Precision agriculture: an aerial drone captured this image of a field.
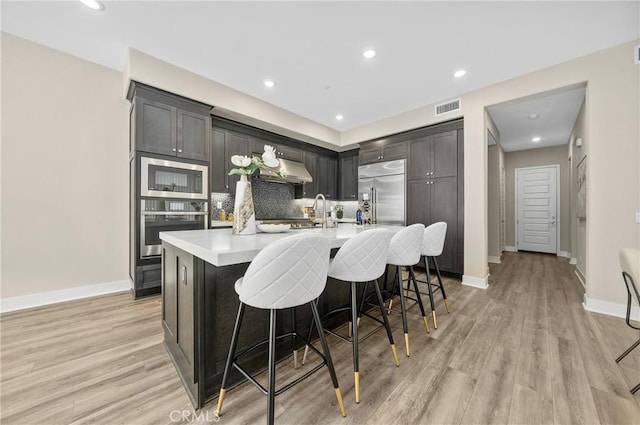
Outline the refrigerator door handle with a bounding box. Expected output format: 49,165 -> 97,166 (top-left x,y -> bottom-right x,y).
373,186 -> 377,223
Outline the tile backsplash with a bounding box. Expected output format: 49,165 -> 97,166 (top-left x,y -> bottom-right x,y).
211,180 -> 359,221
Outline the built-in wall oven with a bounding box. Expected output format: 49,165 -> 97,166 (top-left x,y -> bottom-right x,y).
139,157 -> 209,259
140,199 -> 208,258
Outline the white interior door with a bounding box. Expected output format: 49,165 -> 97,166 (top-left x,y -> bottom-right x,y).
516,166 -> 558,254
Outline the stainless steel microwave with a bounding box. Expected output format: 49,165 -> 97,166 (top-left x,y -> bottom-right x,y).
140,157 -> 208,200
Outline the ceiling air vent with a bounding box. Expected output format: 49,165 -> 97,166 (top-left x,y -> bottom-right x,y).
635,45 -> 640,65
435,98 -> 461,116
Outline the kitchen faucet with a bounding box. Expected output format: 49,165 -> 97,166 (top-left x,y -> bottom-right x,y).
313,194 -> 327,228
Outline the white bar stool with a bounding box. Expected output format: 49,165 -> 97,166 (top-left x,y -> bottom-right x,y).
386,223 -> 428,357
421,222 -> 450,329
215,233 -> 346,425
304,228 -> 399,404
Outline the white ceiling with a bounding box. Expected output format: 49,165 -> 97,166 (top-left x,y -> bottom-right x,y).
1,1 -> 638,132
487,85 -> 586,152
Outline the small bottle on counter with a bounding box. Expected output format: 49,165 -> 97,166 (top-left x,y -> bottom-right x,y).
356,208 -> 363,225
227,212 -> 234,222
218,209 -> 226,221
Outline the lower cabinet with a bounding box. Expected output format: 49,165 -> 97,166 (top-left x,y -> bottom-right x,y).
162,243 -> 197,398
406,123 -> 464,276
408,177 -> 459,273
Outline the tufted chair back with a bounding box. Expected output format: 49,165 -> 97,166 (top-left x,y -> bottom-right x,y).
387,224 -> 425,266
328,229 -> 392,282
422,222 -> 447,257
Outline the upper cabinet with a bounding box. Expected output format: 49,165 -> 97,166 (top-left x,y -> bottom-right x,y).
359,141 -> 407,165
338,151 -> 359,201
128,82 -> 212,162
251,139 -> 302,162
407,130 -> 458,180
210,128 -> 250,194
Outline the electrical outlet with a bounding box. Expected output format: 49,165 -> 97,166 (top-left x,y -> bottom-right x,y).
636,212 -> 640,224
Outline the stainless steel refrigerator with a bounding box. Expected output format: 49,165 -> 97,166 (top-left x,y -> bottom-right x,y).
358,159 -> 405,225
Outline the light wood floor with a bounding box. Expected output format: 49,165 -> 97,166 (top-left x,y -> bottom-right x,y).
1,252 -> 639,425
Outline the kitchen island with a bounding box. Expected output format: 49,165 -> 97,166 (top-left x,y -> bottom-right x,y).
159,224 -> 402,408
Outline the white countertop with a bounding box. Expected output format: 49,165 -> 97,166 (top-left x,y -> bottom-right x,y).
160,223 -> 404,267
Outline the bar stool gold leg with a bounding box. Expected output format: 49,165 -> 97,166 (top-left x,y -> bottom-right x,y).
444,299 -> 451,313
391,344 -> 400,367
354,372 -> 360,404
215,388 -> 226,416
432,311 -> 438,329
335,388 -> 347,417
404,333 -> 410,357
422,316 -> 431,333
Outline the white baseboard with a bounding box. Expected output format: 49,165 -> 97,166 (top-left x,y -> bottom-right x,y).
558,251 -> 571,259
505,246 -> 518,252
488,256 -> 502,264
574,270 -> 586,290
462,274 -> 490,289
583,295 -> 640,321
0,279 -> 132,314
569,257 -> 577,265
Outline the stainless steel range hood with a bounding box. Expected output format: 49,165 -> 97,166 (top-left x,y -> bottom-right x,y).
258,158 -> 313,184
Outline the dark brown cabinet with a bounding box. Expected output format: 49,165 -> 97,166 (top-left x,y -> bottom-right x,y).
162,243 -> 197,397
251,139 -> 302,162
406,123 -> 464,276
298,151 -> 319,198
295,152 -> 338,199
128,82 -> 211,162
321,156 -> 338,199
408,131 -> 458,180
210,129 -> 251,194
339,152 -> 358,200
359,141 -> 407,165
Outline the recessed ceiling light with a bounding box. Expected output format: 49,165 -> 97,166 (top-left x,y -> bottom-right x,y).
363,49 -> 376,59
453,69 -> 467,78
532,136 -> 541,142
80,0 -> 105,11
263,80 -> 275,88
336,114 -> 344,121
528,113 -> 539,119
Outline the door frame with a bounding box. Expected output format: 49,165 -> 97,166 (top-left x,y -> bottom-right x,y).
514,164 -> 560,255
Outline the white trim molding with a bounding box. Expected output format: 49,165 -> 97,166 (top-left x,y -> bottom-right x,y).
558,251 -> 571,259
583,295 -> 640,321
488,256 -> 502,264
462,274 -> 490,289
0,279 -> 132,314
505,246 -> 518,252
569,257 -> 577,265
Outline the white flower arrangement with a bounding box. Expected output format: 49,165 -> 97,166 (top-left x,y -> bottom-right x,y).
229,145 -> 284,177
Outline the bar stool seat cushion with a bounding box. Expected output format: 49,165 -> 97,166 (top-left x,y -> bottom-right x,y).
235,234 -> 331,310
387,224 -> 425,266
328,229 -> 392,282
422,222 -> 447,256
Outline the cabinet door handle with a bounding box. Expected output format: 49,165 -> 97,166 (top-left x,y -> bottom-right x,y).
431,171 -> 434,175
178,149 -> 182,153
172,148 -> 177,152
181,265 -> 187,285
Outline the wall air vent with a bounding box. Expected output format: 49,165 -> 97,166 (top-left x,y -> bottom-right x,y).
435,98 -> 461,116
635,45 -> 640,65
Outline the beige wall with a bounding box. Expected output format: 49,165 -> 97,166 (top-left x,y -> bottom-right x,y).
569,100 -> 588,278
342,40 -> 639,304
1,33 -> 130,298
504,145 -> 571,253
1,32 -> 637,310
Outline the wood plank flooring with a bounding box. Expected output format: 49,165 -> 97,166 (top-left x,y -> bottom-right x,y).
1,251 -> 639,424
